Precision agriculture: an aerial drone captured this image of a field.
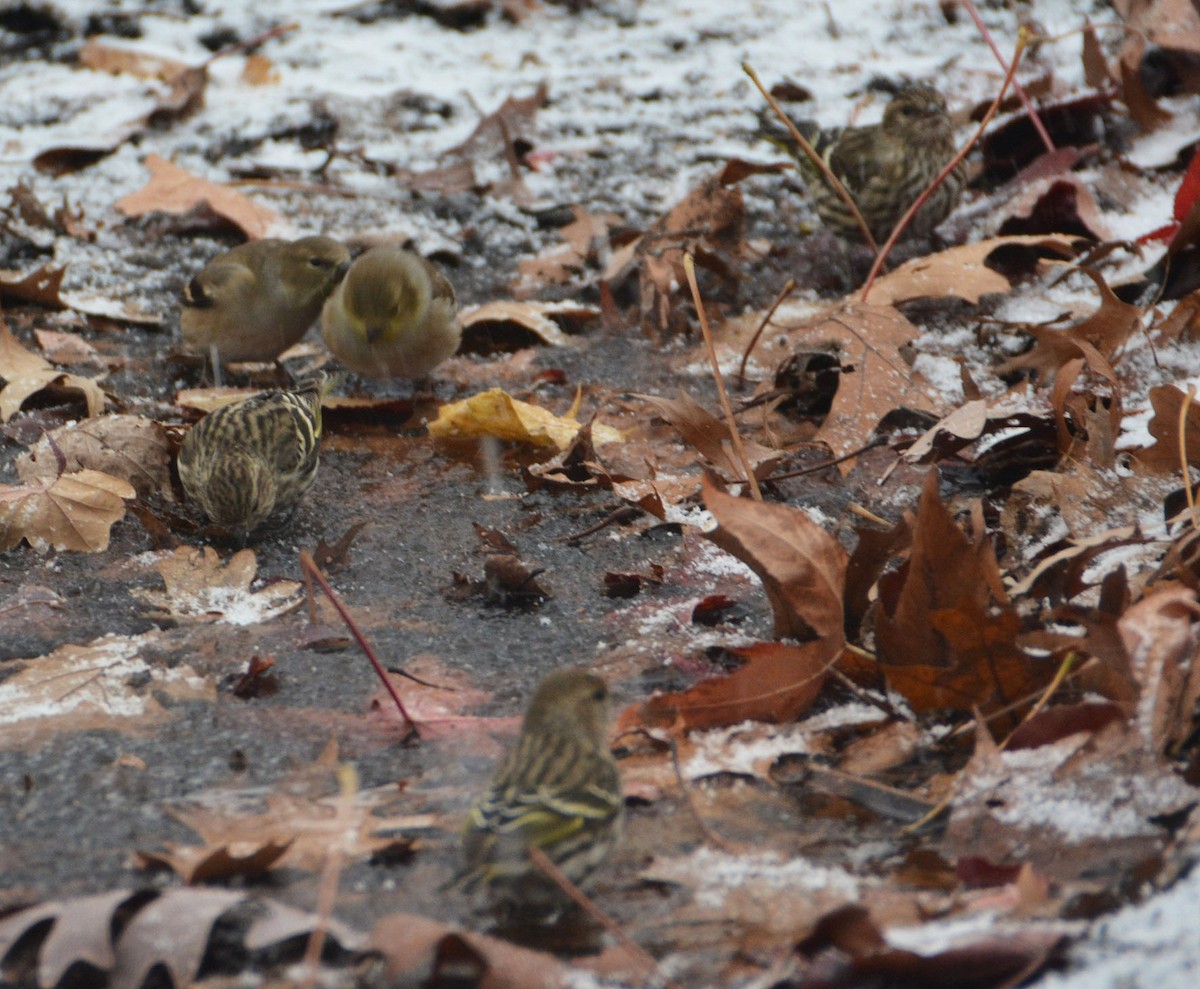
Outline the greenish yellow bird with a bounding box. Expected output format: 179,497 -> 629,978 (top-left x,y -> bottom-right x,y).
459,669 -> 624,915
321,245 -> 461,380
180,236 -> 351,364
176,376 -> 331,539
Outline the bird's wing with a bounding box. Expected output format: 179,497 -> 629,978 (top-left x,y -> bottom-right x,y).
418,256 -> 456,306
182,261 -> 257,310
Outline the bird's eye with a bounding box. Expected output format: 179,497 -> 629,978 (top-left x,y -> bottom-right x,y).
593,686 -> 607,702
308,256 -> 328,269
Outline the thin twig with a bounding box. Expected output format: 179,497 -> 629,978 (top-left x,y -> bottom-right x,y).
205,21 -> 299,66
558,505 -> 644,544
528,848 -> 672,988
738,277 -> 796,387
860,29 -> 1028,301
299,764 -> 357,989
666,735 -> 739,853
683,253 -> 762,501
1180,386 -> 1198,529
743,62 -> 880,254
299,550 -> 419,739
758,435 -> 890,483
959,0 -> 1055,154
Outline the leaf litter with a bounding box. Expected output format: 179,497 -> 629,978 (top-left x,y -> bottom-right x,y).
4,0 -> 1200,986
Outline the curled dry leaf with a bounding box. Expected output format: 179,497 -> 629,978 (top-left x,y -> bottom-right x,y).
701,474 -> 847,642
428,386 -> 622,451
115,153 -> 282,240
18,415 -> 174,500
0,468 -> 135,553
0,263 -> 66,308
131,546 -> 303,625
0,323 -> 108,423
459,299 -> 596,350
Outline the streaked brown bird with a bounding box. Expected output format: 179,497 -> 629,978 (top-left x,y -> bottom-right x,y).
177,376 -> 331,539
772,82 -> 964,244
181,236 -> 351,364
458,669 -> 623,915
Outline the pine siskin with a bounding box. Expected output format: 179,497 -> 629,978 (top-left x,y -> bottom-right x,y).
321,245 -> 461,380
780,82 -> 964,244
176,376 -> 331,538
459,669 -> 624,915
181,236 -> 351,364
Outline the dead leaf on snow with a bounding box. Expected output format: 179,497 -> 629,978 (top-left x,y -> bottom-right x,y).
131,546 -> 304,625
428,386 -> 623,451
862,234 -> 1077,307
996,267 -> 1141,384
0,323 -> 109,422
0,632 -> 214,748
0,468 -> 135,553
1117,583 -> 1200,753
1137,383 -> 1200,469
115,153 -> 282,240
18,415 -> 174,500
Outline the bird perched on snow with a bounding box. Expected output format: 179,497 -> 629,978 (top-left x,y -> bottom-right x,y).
177,375 -> 332,539
321,246 -> 461,380
769,81 -> 965,244
458,669 -> 623,916
180,236 -> 351,364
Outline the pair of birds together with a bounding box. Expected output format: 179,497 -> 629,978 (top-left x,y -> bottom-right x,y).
178,80 -> 961,538
176,240 -> 460,537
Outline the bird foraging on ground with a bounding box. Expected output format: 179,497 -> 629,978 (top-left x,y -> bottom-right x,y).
321,245 -> 461,380
177,376 -> 332,539
773,81 -> 965,244
180,236 -> 351,364
459,669 -> 624,916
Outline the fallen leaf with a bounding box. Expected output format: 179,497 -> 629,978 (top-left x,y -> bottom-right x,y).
0,632 -> 214,746
168,788 -> 422,872
428,387 -> 623,451
775,301 -> 944,465
131,546 -> 304,625
621,642 -> 833,731
133,840 -> 292,883
0,323 -> 108,422
0,264 -> 67,308
115,154 -> 282,240
862,235 -> 1077,307
459,299 -> 594,350
642,392 -> 784,483
702,474 -> 848,642
17,415 -> 174,500
0,468 -> 135,553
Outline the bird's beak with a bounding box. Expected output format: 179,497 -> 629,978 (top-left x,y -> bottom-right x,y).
335,259 -> 352,281
366,325 -> 383,343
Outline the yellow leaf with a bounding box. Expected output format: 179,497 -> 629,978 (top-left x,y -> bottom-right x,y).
428,387 -> 622,451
